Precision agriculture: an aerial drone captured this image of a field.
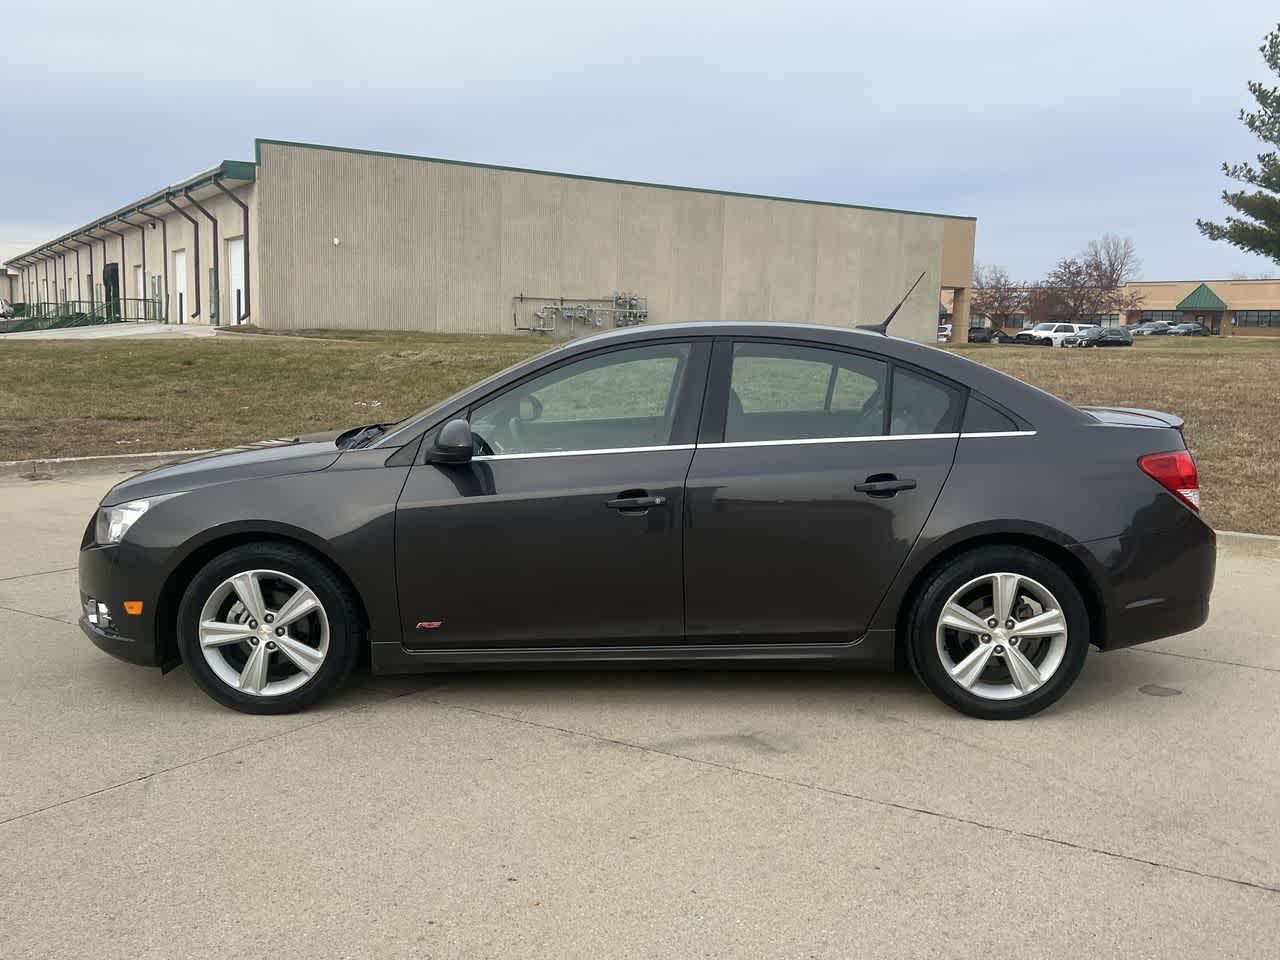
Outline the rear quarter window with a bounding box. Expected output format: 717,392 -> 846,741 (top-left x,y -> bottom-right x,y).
889,367 -> 963,435
962,396 -> 1019,434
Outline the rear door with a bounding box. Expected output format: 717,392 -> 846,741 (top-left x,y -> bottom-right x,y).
683,338 -> 961,644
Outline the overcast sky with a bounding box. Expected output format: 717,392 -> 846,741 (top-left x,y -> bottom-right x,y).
2,0 -> 1278,281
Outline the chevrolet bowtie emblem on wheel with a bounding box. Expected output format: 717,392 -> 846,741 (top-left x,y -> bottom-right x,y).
415,620 -> 444,630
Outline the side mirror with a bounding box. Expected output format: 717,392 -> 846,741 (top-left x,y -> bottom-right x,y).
430,418 -> 474,464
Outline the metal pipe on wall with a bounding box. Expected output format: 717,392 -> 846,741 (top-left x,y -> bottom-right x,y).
165,197 -> 200,321
183,188 -> 219,326
212,177 -> 250,323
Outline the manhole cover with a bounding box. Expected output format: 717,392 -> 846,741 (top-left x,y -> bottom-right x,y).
1139,684 -> 1182,697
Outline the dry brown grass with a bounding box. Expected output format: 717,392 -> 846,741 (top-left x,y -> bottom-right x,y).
947,337 -> 1280,534
0,329 -> 547,462
2,327 -> 1277,533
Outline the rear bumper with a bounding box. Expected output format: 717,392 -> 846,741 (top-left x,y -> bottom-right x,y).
1073,506 -> 1216,650
78,543 -> 160,667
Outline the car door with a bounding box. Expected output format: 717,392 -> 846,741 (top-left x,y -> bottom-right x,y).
683,338 -> 961,645
394,338 -> 710,650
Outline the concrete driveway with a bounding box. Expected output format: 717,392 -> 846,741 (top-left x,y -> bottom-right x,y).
1,471 -> 1277,959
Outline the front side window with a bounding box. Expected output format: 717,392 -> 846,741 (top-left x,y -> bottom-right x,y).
470,343 -> 691,456
725,343 -> 886,443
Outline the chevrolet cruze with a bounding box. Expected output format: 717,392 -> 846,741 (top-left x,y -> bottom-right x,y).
78,321 -> 1215,719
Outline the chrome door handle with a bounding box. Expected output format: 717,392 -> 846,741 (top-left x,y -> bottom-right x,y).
606,495 -> 667,510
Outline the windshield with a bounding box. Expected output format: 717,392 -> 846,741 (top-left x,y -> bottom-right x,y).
1032,323 -> 1056,331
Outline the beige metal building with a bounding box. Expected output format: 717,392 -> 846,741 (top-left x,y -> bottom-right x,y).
5,139 -> 976,343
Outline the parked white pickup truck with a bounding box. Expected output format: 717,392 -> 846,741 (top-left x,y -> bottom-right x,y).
1015,322 -> 1097,347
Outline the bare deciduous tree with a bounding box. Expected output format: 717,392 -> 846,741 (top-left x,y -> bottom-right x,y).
1040,236 -> 1144,322
970,264 -> 1029,328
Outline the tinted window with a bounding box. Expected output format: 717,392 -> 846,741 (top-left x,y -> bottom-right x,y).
726,343 -> 886,442
962,396 -> 1018,434
1055,324 -> 1074,333
890,367 -> 962,435
470,343 -> 691,455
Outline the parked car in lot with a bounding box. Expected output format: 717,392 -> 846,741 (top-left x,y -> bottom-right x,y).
1131,321 -> 1172,336
77,321 -> 1214,721
967,326 -> 1013,343
1169,322 -> 1209,337
937,323 -> 953,343
1063,326 -> 1134,348
1014,322 -> 1095,347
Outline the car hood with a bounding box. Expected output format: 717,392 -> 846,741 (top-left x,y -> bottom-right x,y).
101,430 -> 346,506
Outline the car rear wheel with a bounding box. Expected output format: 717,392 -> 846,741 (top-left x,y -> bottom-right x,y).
907,546 -> 1090,720
177,543 -> 362,714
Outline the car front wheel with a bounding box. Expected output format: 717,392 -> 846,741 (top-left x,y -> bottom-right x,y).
177,542 -> 362,714
907,546 -> 1091,720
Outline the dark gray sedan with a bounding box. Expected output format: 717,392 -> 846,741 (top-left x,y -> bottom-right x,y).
78,322 -> 1214,720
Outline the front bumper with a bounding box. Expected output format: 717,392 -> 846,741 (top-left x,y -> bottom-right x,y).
78,542 -> 160,667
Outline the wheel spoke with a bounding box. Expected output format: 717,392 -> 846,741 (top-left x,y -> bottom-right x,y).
1003,644 -> 1041,693
238,642 -> 271,695
199,620 -> 256,648
991,573 -> 1020,624
947,643 -> 996,690
230,572 -> 268,624
274,634 -> 324,676
940,603 -> 990,636
1012,608 -> 1065,638
273,587 -> 320,628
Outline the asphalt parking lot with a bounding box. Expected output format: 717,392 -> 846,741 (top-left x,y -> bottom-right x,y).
2,471 -> 1278,959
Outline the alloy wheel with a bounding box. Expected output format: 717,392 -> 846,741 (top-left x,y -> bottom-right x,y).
197,569 -> 330,697
934,572 -> 1069,701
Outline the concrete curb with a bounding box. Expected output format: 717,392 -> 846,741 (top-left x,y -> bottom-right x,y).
0,449 -> 214,480
1214,529 -> 1280,559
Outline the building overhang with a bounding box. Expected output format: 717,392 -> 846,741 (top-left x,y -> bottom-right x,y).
3,160 -> 255,268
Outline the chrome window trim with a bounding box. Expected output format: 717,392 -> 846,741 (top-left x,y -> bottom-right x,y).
473,444 -> 696,462
702,433 -> 959,449
469,431 -> 1037,461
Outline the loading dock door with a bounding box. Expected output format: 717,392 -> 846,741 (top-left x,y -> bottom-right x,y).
226,237 -> 245,323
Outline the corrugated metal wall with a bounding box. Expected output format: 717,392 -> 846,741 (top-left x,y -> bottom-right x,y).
257,141 -> 968,342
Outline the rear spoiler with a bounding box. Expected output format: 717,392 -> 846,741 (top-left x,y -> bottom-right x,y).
1079,406 -> 1185,432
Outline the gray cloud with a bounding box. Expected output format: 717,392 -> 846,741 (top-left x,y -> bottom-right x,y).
3,0 -> 1278,279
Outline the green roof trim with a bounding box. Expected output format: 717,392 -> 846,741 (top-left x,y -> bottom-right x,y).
219,160 -> 257,182
1175,283 -> 1227,312
254,138 -> 976,222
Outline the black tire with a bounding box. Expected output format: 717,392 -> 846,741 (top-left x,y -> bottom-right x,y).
176,542 -> 362,714
906,545 -> 1090,720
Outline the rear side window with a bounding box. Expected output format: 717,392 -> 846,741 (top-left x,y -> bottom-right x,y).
727,343 -> 887,442
889,367 -> 963,435
962,396 -> 1018,434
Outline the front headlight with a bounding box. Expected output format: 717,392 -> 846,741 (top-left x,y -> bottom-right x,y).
94,494 -> 181,545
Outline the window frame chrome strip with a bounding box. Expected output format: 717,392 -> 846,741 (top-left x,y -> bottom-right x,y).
468,431 -> 1036,462
472,443 -> 696,462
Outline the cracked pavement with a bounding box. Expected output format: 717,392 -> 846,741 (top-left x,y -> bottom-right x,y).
1,471 -> 1277,958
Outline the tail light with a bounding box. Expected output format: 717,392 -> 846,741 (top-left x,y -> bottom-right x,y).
1138,450 -> 1200,512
